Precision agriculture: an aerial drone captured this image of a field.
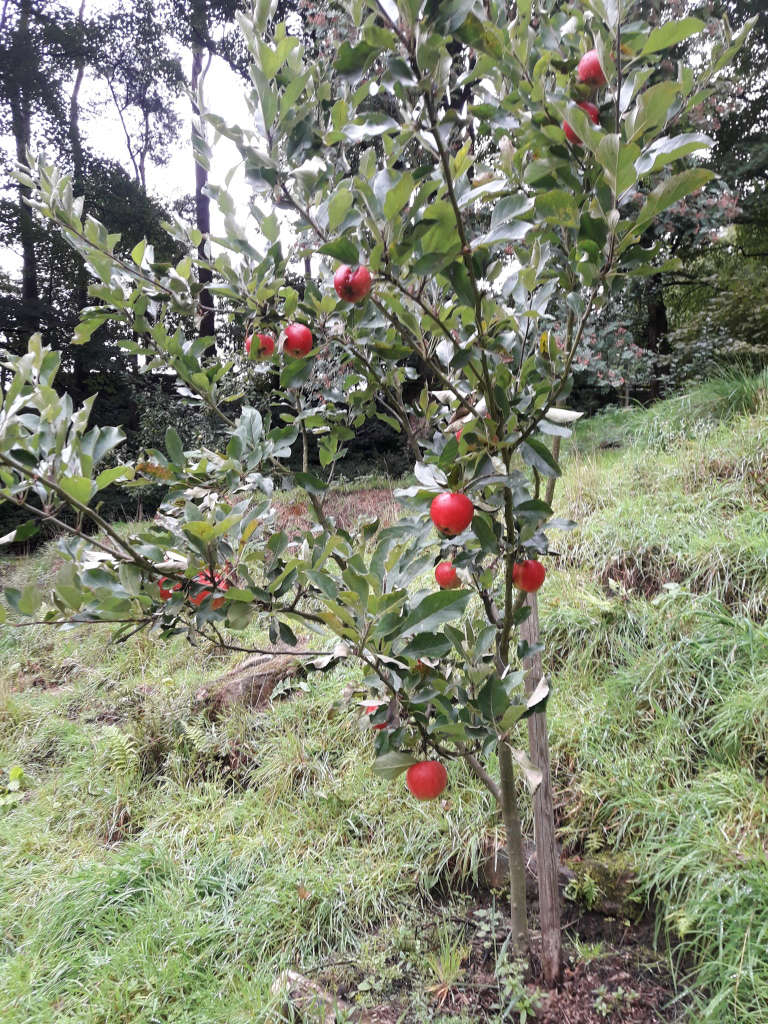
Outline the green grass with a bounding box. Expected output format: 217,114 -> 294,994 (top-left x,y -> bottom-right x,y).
3,369 -> 768,1020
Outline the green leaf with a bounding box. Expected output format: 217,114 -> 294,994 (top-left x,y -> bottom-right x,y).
623,168 -> 714,245
60,476 -> 94,506
372,750 -> 417,780
400,590 -> 472,637
535,189 -> 579,229
383,171 -> 415,219
319,238 -> 359,264
634,132 -> 712,176
472,512 -> 498,552
182,521 -> 216,542
640,17 -> 704,55
95,465 -> 135,491
165,425 -> 185,466
6,585 -> 43,616
0,521 -> 39,545
396,633 -> 452,659
334,39 -> 378,76
520,439 -> 561,478
131,239 -> 146,265
294,472 -> 327,495
328,188 -> 354,231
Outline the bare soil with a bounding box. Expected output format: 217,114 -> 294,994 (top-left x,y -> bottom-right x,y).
274,487 -> 399,536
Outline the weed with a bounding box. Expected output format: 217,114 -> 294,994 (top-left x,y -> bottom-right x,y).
593,984 -> 638,1018
424,923 -> 469,1007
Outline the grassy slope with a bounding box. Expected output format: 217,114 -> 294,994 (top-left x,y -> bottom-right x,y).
2,369 -> 768,1022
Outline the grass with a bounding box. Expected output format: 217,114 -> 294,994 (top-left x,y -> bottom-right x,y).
3,367 -> 768,1020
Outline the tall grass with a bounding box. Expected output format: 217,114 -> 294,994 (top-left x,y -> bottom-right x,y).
3,369 -> 768,1020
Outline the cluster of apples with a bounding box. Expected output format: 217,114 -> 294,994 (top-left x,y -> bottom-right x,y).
245,323 -> 313,360
562,47 -> 607,146
244,264 -> 372,361
428,492 -> 547,594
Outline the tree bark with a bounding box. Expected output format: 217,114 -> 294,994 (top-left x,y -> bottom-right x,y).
520,591 -> 562,985
190,0 -> 214,342
9,0 -> 40,344
497,739 -> 529,956
68,0 -> 90,403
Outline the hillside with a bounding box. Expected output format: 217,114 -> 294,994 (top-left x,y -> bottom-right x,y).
1,371 -> 768,1023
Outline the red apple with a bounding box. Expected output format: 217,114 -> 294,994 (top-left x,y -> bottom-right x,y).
577,49 -> 606,86
563,102 -> 600,145
430,492 -> 474,537
365,702 -> 386,730
455,427 -> 463,441
406,761 -> 448,801
158,577 -> 182,601
334,264 -> 372,303
190,571 -> 230,609
246,333 -> 275,358
434,561 -> 460,589
284,323 -> 313,357
512,559 -> 546,593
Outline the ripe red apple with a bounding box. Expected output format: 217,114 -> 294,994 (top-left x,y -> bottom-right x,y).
245,333 -> 275,358
406,761 -> 448,801
512,559 -> 547,593
365,702 -> 386,730
430,492 -> 474,537
158,577 -> 182,601
334,264 -> 372,303
190,571 -> 230,609
434,561 -> 459,589
563,102 -> 600,145
284,323 -> 313,357
577,49 -> 606,86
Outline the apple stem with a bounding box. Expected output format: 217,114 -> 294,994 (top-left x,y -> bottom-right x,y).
498,739 -> 529,956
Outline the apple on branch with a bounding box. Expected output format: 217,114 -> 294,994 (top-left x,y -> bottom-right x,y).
333,264 -> 372,303
245,333 -> 275,358
430,492 -> 474,537
434,561 -> 460,589
577,48 -> 607,86
284,323 -> 313,358
512,560 -> 546,593
406,761 -> 448,800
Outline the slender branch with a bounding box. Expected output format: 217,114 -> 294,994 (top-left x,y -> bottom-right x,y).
466,754 -> 501,802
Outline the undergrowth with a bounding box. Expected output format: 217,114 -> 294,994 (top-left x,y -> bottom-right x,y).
2,368 -> 768,1020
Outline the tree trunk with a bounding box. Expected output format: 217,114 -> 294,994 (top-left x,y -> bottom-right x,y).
520,592 -> 562,985
646,276 -> 669,399
190,0 -> 214,343
9,0 -> 40,344
68,0 -> 90,403
497,739 -> 529,956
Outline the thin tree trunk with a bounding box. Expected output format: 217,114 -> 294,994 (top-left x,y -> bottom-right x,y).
497,739 -> 529,956
520,591 -> 561,984
190,2 -> 214,342
10,0 -> 39,343
517,436 -> 564,985
69,0 -> 89,402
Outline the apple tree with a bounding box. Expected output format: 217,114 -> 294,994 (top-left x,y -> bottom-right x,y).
1,0 -> 752,977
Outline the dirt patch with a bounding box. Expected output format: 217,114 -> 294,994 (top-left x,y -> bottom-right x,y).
599,552 -> 684,600
274,488 -> 399,536
306,895 -> 683,1024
